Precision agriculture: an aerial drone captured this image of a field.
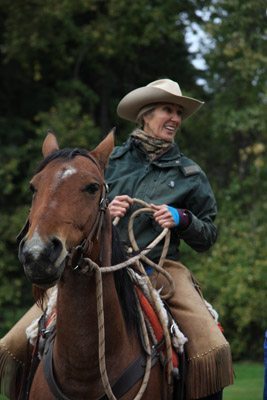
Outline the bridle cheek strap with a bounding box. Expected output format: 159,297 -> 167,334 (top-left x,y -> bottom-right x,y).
68,182 -> 110,270
98,207 -> 112,267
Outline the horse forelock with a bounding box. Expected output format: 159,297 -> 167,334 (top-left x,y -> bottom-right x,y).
36,148 -> 100,174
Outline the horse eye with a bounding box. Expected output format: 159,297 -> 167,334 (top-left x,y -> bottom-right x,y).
83,183 -> 100,194
29,183 -> 36,194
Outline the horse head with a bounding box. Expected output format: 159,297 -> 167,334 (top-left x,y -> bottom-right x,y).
18,130 -> 114,289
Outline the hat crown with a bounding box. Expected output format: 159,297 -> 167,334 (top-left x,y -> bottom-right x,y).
117,77 -> 203,122
147,79 -> 182,97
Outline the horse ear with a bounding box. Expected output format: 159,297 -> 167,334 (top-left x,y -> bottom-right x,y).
90,128 -> 115,169
42,131 -> 60,158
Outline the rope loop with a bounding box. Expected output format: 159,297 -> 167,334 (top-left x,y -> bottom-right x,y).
86,198 -> 176,399
113,198 -> 175,299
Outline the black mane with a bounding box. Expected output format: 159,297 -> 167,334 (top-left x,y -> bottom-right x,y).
112,225 -> 139,334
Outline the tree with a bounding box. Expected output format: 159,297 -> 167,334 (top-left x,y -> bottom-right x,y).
183,0 -> 267,360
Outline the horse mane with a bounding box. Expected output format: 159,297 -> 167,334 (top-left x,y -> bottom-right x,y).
32,222 -> 139,334
112,225 -> 139,332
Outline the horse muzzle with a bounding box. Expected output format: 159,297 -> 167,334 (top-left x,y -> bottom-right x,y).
18,236 -> 67,288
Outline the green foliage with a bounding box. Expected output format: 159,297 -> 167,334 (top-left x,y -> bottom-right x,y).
197,0 -> 267,181
0,0 -> 200,333
182,155 -> 267,361
180,0 -> 267,360
0,0 -> 266,363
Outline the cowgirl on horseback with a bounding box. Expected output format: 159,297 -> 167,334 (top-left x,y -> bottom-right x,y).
106,79 -> 233,400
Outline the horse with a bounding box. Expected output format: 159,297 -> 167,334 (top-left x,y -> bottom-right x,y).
17,131 -> 171,400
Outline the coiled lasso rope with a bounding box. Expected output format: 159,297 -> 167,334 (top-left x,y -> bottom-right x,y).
78,198 -> 177,399
80,257 -> 154,400
117,198 -> 175,387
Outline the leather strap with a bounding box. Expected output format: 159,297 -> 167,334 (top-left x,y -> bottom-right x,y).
68,182 -> 109,271
43,335 -> 160,400
99,347 -> 160,400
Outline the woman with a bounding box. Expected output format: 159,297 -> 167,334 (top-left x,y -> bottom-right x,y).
0,79 -> 233,400
106,79 -> 233,400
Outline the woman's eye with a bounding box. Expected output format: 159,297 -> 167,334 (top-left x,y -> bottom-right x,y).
163,106 -> 172,113
83,183 -> 100,194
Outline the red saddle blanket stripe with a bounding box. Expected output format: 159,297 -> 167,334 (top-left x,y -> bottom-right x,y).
135,286 -> 178,368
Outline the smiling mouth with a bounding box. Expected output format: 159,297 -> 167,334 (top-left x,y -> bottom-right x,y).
164,124 -> 177,131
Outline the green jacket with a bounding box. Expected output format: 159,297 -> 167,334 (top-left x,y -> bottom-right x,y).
105,137 -> 217,262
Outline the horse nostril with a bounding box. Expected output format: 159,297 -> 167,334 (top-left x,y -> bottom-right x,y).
51,237 -> 61,249
49,237 -> 63,262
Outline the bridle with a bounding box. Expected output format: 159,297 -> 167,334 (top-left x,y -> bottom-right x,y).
17,152 -> 109,273
67,152 -> 109,271
68,179 -> 109,272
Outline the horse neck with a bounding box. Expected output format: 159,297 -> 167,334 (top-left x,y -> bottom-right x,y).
53,257 -> 133,389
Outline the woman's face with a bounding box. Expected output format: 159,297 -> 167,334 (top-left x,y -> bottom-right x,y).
143,103 -> 183,142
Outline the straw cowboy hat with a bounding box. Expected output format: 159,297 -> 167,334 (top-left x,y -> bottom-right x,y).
117,78 -> 204,122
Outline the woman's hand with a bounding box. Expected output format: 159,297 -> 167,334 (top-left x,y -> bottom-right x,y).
108,195 -> 133,218
150,203 -> 177,228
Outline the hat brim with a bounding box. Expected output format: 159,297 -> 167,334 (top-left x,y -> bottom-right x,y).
117,86 -> 204,122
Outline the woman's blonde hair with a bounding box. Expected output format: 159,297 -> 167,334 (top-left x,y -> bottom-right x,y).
136,104 -> 156,127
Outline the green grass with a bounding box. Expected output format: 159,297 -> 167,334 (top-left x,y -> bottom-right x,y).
0,362 -> 264,400
224,362 -> 264,400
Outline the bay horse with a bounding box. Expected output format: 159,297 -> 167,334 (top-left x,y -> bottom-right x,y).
17,131 -> 170,400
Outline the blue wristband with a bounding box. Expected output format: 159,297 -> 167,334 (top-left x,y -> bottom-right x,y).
167,206 -> 180,226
